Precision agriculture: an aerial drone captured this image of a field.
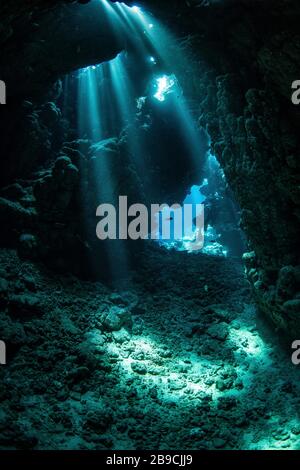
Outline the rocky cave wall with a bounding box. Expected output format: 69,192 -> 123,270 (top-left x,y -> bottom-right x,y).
0,0 -> 299,335
115,0 -> 300,336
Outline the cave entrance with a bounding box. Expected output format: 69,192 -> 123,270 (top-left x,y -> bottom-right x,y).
60,0 -> 246,280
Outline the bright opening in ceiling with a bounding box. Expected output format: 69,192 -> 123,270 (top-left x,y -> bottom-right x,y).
153,74 -> 177,102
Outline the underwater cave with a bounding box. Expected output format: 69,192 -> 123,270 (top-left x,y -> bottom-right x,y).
0,0 -> 300,458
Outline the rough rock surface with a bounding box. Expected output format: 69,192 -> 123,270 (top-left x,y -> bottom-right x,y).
0,0 -> 299,332
0,247 -> 299,450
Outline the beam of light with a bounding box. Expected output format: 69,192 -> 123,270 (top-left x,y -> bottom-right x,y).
100,0 -> 115,12
108,54 -> 146,174
99,0 -> 122,19
62,75 -> 71,116
125,6 -> 178,68
109,54 -> 136,127
98,0 -> 129,39
100,1 -> 240,258
77,65 -> 109,141
114,3 -> 140,35
132,6 -> 142,14
113,3 -> 155,60
68,0 -> 243,262
75,62 -> 130,282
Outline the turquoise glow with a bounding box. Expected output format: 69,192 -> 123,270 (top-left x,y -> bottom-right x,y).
108,54 -> 146,176
71,1 -> 233,257
154,75 -> 176,102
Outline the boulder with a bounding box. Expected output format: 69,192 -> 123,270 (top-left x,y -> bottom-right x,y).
102,306 -> 132,332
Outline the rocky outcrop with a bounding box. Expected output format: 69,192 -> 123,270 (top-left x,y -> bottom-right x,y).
0,246 -> 300,449
0,0 -> 299,333
0,1 -> 127,100
185,5 -> 300,334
